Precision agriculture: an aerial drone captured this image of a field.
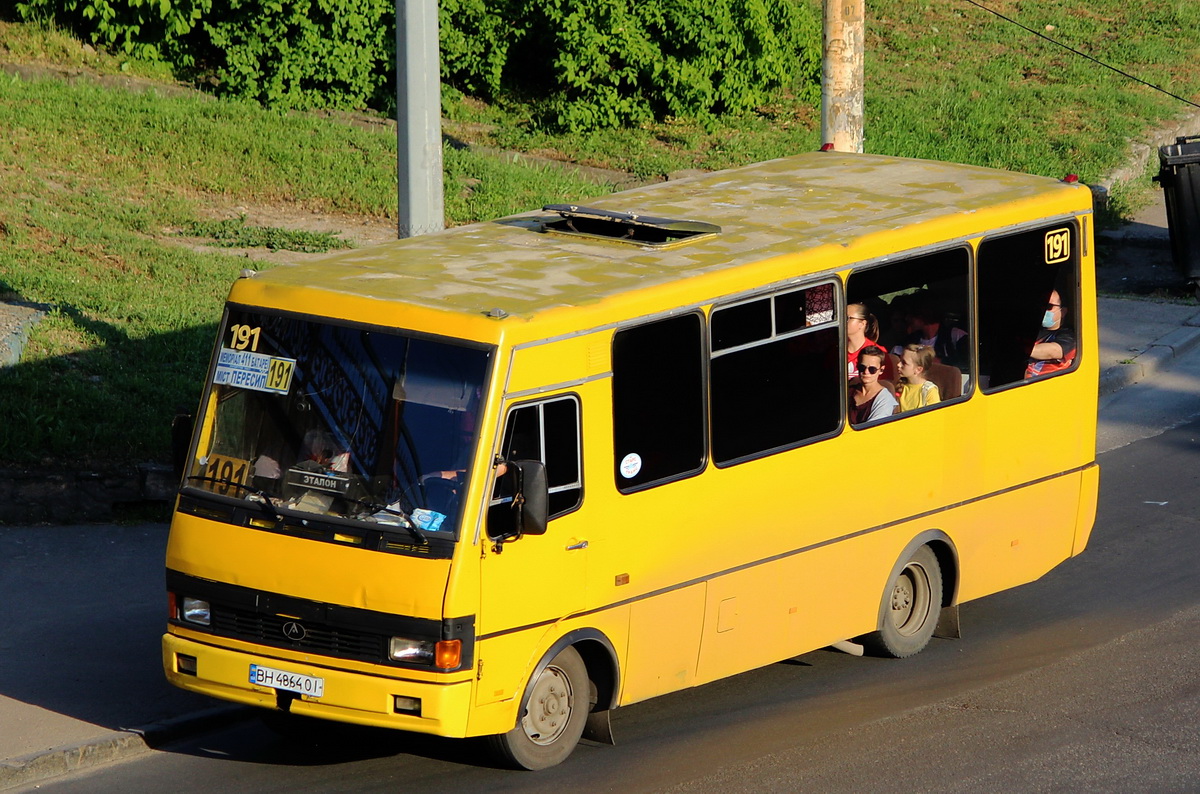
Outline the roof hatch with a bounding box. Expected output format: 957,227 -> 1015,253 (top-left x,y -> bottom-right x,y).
540,204 -> 721,248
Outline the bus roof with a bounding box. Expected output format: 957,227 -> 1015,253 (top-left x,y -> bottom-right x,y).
232,152 -> 1092,341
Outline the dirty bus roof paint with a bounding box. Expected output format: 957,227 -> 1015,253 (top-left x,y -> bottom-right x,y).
229,152 -> 1091,342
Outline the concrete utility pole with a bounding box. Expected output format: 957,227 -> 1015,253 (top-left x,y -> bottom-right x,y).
395,0 -> 444,238
821,0 -> 865,153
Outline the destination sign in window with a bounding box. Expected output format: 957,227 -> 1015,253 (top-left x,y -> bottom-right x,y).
213,348 -> 296,395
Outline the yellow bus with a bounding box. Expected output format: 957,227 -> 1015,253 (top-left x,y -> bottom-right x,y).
163,151 -> 1098,769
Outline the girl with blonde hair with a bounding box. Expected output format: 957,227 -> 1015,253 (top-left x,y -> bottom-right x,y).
896,344 -> 941,412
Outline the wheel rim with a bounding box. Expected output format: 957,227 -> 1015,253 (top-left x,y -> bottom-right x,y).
521,663 -> 575,746
889,563 -> 931,637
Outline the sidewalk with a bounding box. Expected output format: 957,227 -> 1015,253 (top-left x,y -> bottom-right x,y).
1096,198 -> 1200,392
4,203 -> 1200,793
0,524 -> 249,791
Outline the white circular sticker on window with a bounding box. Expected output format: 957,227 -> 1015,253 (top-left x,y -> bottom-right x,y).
619,453 -> 643,479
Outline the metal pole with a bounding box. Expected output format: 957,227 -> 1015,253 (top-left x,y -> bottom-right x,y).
821,0 -> 864,153
396,0 -> 444,238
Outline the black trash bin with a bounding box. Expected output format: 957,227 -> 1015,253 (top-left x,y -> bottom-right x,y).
1156,135 -> 1200,284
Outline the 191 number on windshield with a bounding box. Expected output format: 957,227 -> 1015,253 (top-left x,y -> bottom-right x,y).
229,324 -> 261,352
204,454 -> 249,495
267,358 -> 294,392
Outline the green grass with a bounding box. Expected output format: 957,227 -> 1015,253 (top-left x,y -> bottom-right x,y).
443,1 -> 1200,189
0,66 -> 610,466
182,217 -> 352,253
863,0 -> 1200,180
0,18 -> 175,80
3,1 -> 1200,467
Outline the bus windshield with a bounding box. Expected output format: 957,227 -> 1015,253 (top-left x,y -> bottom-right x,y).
183,308 -> 492,538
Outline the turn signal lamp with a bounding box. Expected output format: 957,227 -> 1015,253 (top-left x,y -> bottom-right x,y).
435,640 -> 462,670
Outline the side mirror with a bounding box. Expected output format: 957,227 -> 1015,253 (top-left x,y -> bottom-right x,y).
511,460 -> 549,542
506,459 -> 549,537
487,459 -> 549,544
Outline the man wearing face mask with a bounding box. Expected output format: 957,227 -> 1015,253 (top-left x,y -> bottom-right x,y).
1025,289 -> 1076,378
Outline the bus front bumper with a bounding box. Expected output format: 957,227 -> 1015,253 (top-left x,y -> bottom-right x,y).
162,633 -> 473,737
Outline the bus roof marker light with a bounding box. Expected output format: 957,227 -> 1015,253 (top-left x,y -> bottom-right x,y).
1063,174 -> 1080,183
819,143 -> 835,151
487,307 -> 509,319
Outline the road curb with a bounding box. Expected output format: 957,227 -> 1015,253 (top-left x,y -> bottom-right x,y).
1099,321 -> 1200,395
0,300 -> 49,369
0,706 -> 251,791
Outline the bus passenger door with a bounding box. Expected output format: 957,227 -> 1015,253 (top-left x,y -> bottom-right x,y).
476,395 -> 587,706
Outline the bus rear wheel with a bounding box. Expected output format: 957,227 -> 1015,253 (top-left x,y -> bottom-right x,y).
487,646 -> 589,770
862,545 -> 942,659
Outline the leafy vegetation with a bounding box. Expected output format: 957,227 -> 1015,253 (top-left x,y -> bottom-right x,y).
203,0 -> 394,110
11,0 -> 395,109
12,0 -> 209,65
440,0 -> 820,131
2,0 -> 1200,470
14,0 -> 820,129
440,0 -> 1200,187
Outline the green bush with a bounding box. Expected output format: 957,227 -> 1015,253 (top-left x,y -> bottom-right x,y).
14,0 -> 211,66
203,0 -> 394,110
442,0 -> 821,131
18,0 -> 822,129
438,0 -> 521,98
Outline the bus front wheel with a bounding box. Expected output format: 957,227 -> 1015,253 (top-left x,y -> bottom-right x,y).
487,646 -> 589,770
862,545 -> 942,659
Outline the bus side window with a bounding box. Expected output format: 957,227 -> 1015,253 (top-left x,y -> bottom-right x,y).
977,223 -> 1080,391
847,246 -> 972,409
488,396 -> 582,537
710,282 -> 841,464
612,314 -> 706,492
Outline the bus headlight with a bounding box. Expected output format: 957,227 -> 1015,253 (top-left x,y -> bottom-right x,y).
389,637 -> 435,663
389,638 -> 462,668
181,597 -> 211,626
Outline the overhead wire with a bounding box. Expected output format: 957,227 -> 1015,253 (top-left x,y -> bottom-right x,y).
959,0 -> 1200,111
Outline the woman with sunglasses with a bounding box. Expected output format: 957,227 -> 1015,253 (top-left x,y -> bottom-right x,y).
848,345 -> 898,425
846,303 -> 895,382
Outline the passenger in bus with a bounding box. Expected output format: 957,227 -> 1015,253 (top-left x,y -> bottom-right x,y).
896,344 -> 941,411
891,295 -> 969,368
849,346 -> 898,424
1026,289 -> 1076,378
847,303 -> 896,382
880,293 -> 915,353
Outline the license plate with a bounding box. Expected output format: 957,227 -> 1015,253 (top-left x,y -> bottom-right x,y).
249,664 -> 325,698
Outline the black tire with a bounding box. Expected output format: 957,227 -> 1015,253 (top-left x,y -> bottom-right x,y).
861,545 -> 942,659
487,646 -> 589,770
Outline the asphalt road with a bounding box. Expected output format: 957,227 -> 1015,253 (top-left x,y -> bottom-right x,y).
25,368 -> 1200,792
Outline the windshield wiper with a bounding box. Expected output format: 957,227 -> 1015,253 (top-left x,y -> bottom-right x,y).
340,496 -> 428,546
183,475 -> 278,518
183,475 -> 429,546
